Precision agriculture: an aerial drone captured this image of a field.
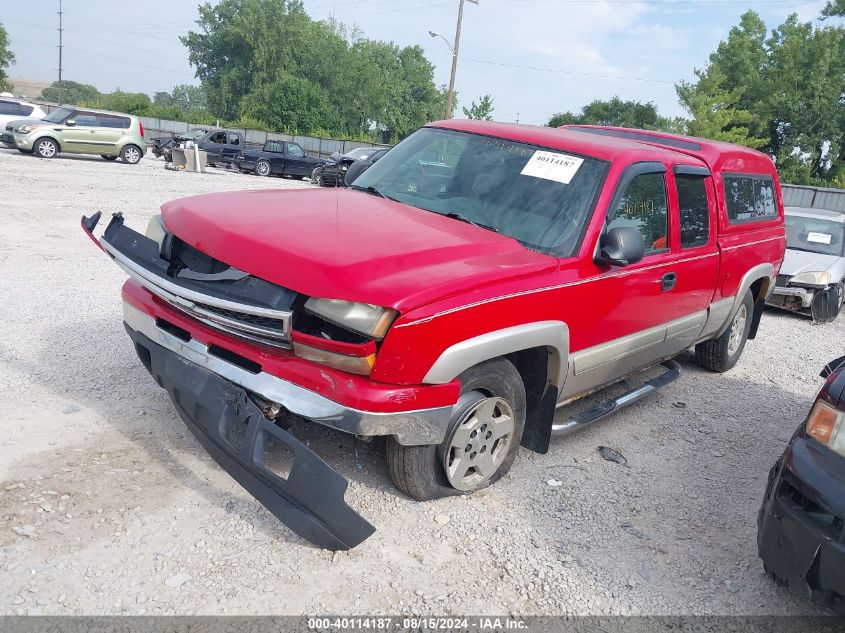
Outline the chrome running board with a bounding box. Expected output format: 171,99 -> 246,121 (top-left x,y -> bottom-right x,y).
551,359 -> 682,437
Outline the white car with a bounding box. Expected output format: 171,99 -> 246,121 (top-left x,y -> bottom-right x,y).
0,98 -> 47,146
767,206 -> 845,322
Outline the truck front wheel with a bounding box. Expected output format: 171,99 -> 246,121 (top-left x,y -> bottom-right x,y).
695,290 -> 754,373
255,160 -> 271,177
386,358 -> 526,501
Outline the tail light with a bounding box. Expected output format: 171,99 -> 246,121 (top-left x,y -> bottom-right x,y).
139,121 -> 145,137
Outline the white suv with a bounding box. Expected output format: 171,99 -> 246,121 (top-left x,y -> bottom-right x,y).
0,98 -> 47,145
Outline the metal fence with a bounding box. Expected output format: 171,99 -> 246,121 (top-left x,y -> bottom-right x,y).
781,184 -> 845,213
34,101 -> 391,160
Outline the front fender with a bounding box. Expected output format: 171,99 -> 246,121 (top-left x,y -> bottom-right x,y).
422,321 -> 570,390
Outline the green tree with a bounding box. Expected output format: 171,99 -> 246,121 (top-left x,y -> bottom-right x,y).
41,80 -> 99,105
171,84 -> 207,112
676,70 -> 766,148
0,23 -> 14,92
822,0 -> 845,17
463,94 -> 494,120
100,90 -> 152,114
181,0 -> 444,140
547,97 -> 669,130
679,10 -> 845,184
153,91 -> 176,107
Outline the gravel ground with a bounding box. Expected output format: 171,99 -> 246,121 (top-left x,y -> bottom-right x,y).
0,147 -> 842,617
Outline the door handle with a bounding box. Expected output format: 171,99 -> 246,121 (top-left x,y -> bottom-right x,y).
661,272 -> 677,292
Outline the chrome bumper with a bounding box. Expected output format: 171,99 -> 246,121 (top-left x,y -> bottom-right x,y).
124,302 -> 453,445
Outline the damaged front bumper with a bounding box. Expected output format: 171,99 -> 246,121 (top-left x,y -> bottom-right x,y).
126,322 -> 376,550
767,285 -> 816,309
757,431 -> 845,613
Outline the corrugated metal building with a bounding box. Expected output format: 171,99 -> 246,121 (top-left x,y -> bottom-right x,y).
781,184 -> 845,213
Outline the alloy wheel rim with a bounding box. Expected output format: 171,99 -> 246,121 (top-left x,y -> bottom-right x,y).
125,147 -> 140,163
727,304 -> 747,357
258,162 -> 270,175
39,140 -> 56,157
443,396 -> 515,491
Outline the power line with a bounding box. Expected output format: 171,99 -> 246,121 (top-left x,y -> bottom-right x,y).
460,56 -> 677,84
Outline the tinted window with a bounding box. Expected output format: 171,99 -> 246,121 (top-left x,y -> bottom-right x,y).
351,127 -> 608,255
208,132 -> 226,144
99,114 -> 130,129
265,141 -> 283,153
724,175 -> 777,222
286,143 -> 305,157
74,112 -> 99,127
20,105 -> 34,116
677,175 -> 710,248
609,172 -> 669,253
0,101 -> 21,115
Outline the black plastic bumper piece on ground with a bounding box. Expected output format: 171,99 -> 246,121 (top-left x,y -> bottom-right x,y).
126,325 -> 376,550
757,432 -> 845,614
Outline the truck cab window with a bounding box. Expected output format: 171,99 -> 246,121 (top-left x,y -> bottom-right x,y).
228,133 -> 240,145
608,172 -> 668,253
676,175 -> 710,248
209,132 -> 226,144
287,143 -> 305,157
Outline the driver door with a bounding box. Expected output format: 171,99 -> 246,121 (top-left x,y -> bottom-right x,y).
562,163 -> 681,398
284,142 -> 309,176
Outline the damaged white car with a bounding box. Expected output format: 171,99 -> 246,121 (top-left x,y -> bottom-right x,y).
767,207 -> 845,322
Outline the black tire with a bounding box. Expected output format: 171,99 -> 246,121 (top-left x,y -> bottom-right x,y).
386,358 -> 526,501
33,137 -> 59,159
120,144 -> 142,164
810,283 -> 843,323
695,290 -> 754,373
101,155 -> 118,161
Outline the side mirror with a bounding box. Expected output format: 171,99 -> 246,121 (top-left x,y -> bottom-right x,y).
595,226 -> 645,267
65,119 -> 76,127
344,160 -> 371,186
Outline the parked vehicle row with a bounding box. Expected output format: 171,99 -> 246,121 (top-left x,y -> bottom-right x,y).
150,128 -> 209,162
82,120 -> 788,551
234,138 -> 327,178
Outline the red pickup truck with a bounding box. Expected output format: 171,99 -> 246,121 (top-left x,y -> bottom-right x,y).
83,121 -> 786,550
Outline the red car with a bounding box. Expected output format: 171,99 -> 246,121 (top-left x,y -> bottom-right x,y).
83,120 -> 786,549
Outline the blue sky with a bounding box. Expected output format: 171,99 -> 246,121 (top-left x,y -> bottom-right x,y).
2,0 -> 831,125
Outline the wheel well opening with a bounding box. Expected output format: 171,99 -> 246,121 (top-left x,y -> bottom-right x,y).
750,278 -> 765,302
506,347 -> 551,411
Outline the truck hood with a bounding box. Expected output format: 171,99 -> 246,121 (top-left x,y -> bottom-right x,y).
780,248 -> 844,277
160,188 -> 556,311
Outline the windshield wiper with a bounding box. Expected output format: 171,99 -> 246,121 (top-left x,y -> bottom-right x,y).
443,212 -> 499,234
350,184 -> 397,201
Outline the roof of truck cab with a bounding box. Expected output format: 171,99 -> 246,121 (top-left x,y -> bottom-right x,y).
430,120 -> 774,175
561,124 -> 774,171
429,119 -> 707,166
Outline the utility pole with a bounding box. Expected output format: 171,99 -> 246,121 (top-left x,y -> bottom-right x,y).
57,0 -> 64,105
444,0 -> 478,119
515,112 -> 520,124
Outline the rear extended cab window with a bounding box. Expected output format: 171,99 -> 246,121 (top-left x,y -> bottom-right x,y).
723,174 -> 777,224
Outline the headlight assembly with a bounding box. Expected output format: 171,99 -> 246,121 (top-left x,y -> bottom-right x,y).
790,271 -> 832,287
15,124 -> 39,134
304,297 -> 397,338
806,399 -> 845,457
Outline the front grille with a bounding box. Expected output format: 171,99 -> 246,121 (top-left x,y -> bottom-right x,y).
776,274 -> 791,287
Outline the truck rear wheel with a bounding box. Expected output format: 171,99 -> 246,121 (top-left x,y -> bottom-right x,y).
386,358 -> 526,501
695,290 -> 754,373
